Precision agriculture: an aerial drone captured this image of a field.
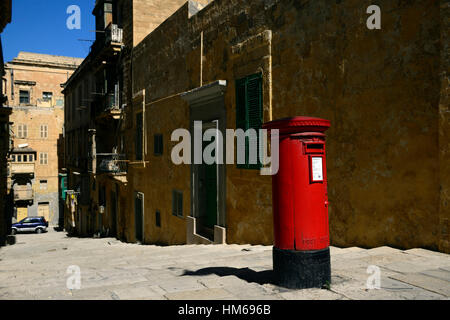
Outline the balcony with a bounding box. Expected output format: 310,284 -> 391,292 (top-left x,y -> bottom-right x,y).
10,162 -> 35,177
95,93 -> 122,122
14,187 -> 34,202
105,23 -> 123,44
91,23 -> 123,58
97,153 -> 127,175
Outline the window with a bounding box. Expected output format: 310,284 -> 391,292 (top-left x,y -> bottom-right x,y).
23,155 -> 27,162
135,112 -> 143,160
172,190 -> 183,218
29,154 -> 34,162
40,125 -> 48,139
235,73 -> 263,169
11,155 -> 15,162
17,155 -> 22,162
40,153 -> 48,165
40,180 -> 48,190
155,210 -> 161,227
17,124 -> 28,138
19,90 -> 30,104
154,134 -> 163,156
56,98 -> 64,107
42,92 -> 53,101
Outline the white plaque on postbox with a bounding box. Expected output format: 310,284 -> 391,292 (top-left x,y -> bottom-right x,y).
311,157 -> 323,182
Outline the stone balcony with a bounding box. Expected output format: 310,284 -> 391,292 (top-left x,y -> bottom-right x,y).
10,162 -> 35,177
13,187 -> 33,202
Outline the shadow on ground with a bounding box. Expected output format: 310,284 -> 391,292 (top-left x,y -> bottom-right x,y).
182,267 -> 275,285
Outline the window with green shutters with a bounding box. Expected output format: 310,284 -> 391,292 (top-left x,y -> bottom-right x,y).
235,73 -> 263,169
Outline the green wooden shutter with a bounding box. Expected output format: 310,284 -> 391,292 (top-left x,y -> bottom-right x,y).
236,78 -> 247,169
235,74 -> 263,169
246,74 -> 263,169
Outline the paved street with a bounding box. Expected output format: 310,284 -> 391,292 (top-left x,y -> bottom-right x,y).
0,229 -> 449,300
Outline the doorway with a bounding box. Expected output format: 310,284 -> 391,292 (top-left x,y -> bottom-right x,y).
197,122 -> 219,239
135,192 -> 144,243
38,202 -> 50,221
17,207 -> 28,222
184,80 -> 227,243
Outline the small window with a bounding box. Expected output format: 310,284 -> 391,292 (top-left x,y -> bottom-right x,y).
11,155 -> 15,162
17,124 -> 28,138
40,125 -> 48,139
20,90 -> 30,104
40,153 -> 48,165
172,190 -> 183,218
155,210 -> 161,227
29,154 -> 34,162
42,92 -> 53,101
154,134 -> 163,156
17,155 -> 22,162
40,180 -> 48,190
23,155 -> 28,162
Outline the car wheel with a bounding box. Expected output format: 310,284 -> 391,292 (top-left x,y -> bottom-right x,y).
36,228 -> 43,234
11,229 -> 16,235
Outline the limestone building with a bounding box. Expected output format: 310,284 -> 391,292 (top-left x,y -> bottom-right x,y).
65,0 -> 449,253
63,0 -> 208,236
4,52 -> 83,226
0,0 -> 12,246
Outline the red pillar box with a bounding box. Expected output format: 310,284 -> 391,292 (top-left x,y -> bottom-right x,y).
263,116 -> 331,289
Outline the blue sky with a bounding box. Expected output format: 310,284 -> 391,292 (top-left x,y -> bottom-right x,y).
2,0 -> 95,62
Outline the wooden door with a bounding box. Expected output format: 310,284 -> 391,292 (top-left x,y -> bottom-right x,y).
17,207 -> 28,222
38,203 -> 50,221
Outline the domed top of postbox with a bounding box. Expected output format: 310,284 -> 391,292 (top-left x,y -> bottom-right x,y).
263,116 -> 331,135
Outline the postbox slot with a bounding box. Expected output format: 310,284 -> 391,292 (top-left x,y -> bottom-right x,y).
304,143 -> 324,154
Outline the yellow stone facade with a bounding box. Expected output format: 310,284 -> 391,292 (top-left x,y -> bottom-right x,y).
4,52 -> 82,225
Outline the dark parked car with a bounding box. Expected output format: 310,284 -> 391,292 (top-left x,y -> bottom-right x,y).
11,216 -> 48,234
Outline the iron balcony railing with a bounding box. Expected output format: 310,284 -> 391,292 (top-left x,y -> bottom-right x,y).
96,153 -> 127,174
105,24 -> 123,44
91,23 -> 123,55
106,92 -> 120,110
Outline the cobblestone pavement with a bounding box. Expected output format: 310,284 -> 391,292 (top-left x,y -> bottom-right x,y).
0,230 -> 449,300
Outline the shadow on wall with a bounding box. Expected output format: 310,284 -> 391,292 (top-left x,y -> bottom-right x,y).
181,267 -> 275,285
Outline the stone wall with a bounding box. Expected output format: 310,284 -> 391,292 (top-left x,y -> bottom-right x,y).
439,0 -> 450,253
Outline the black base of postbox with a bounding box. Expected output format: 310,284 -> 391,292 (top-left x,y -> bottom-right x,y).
273,246 -> 331,289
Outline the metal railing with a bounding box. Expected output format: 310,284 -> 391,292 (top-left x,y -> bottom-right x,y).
105,24 -> 123,44
106,92 -> 120,110
91,24 -> 123,55
96,153 -> 127,174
